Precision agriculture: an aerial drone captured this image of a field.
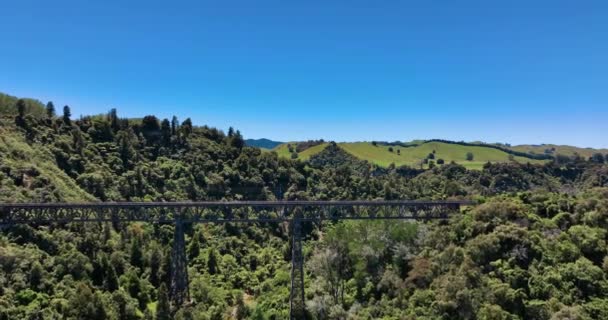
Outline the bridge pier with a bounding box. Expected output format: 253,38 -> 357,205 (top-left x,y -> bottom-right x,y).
290,216 -> 306,319
170,210 -> 190,309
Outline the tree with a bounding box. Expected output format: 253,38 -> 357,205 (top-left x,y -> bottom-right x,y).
156,283 -> 171,320
63,105 -> 72,125
159,248 -> 172,287
105,265 -> 119,292
124,269 -> 142,299
466,152 -> 474,161
70,283 -> 107,320
161,118 -> 171,146
428,153 -> 435,160
207,248 -> 220,275
108,108 -> 119,130
231,130 -> 245,149
188,232 -> 201,260
149,246 -> 162,287
15,99 -> 27,127
16,99 -> 26,118
437,158 -> 445,164
46,101 -> 55,118
88,118 -> 114,142
590,153 -> 605,164
309,223 -> 352,305
116,128 -> 138,169
388,147 -> 394,152
130,237 -> 143,268
112,290 -> 140,320
181,118 -> 193,137
171,116 -> 179,135
228,127 -> 235,137
141,115 -> 161,143
29,261 -> 44,289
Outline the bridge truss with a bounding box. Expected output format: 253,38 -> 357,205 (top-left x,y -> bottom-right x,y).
0,200 -> 470,319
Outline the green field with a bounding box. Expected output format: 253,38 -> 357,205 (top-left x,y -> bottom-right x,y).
273,142 -> 330,160
273,141 -> 548,169
511,144 -> 608,159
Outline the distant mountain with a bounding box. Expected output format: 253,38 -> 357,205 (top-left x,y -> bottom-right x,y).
245,138 -> 283,149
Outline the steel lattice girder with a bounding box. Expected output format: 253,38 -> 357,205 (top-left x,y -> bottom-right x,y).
0,201 -> 470,225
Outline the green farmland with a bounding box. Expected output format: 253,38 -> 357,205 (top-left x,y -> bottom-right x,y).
273,141 -> 548,169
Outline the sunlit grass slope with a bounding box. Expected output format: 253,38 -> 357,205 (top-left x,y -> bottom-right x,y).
273,141 -> 547,169
341,141 -> 546,169
511,144 -> 608,159
272,143 -> 329,161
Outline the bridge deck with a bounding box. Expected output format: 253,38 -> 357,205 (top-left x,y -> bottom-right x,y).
0,200 -> 471,224
0,200 -> 472,207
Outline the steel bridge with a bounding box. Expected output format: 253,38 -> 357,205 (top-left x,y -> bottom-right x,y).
0,200 -> 470,319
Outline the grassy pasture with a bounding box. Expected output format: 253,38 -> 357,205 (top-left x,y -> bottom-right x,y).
272,142 -> 329,161
272,141 -> 548,169
511,144 -> 608,159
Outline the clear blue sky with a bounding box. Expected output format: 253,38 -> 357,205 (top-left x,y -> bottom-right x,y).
1,1 -> 607,147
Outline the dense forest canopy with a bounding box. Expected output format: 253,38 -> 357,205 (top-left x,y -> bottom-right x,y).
1,94 -> 608,319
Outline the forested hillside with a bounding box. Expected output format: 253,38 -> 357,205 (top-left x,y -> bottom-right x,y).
1,94 -> 608,319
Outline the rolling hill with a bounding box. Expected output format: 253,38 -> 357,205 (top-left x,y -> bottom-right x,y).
245,138 -> 283,149
510,144 -> 608,159
271,141 -> 553,169
273,142 -> 330,161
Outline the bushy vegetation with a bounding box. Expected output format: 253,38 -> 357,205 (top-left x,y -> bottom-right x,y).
1,93 -> 608,319
0,93 -> 46,119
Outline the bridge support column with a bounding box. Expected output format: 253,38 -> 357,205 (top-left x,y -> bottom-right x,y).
290,217 -> 306,319
170,211 -> 190,309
